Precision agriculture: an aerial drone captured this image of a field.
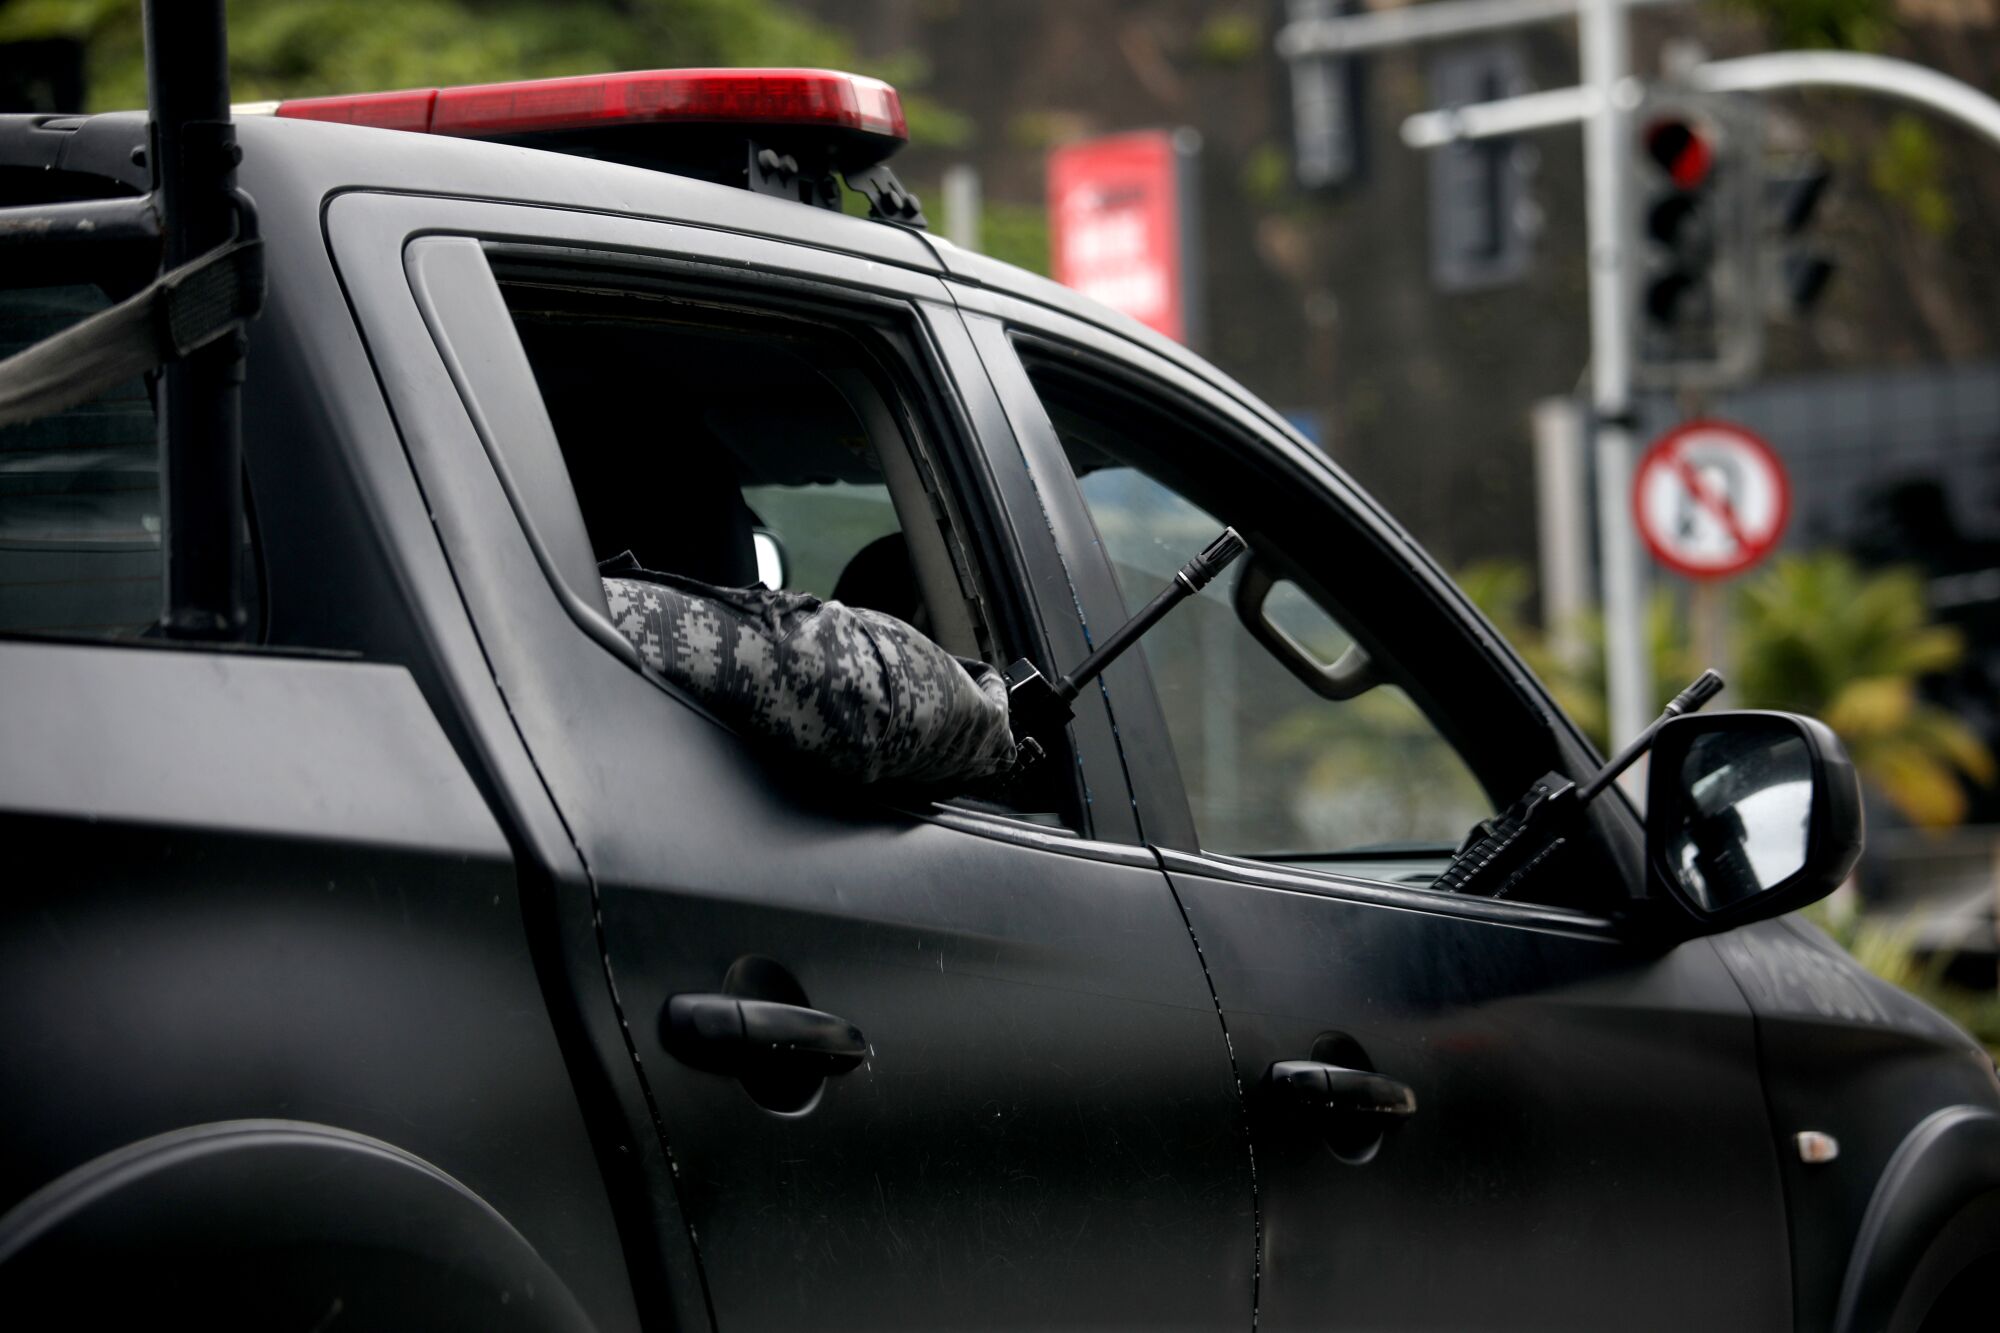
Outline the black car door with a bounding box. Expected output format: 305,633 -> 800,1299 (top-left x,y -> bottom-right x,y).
960,292 -> 1795,1332
336,192 -> 1253,1331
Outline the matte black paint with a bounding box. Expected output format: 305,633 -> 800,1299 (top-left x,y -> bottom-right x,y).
1714,918 -> 2000,1332
1166,855 -> 1792,1331
951,302 -> 1999,1326
0,1120 -> 595,1330
0,643 -> 638,1331
362,207 -> 1255,1328
1,107 -> 1995,1331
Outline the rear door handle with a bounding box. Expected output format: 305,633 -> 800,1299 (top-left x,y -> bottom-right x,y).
1265,1059 -> 1417,1118
664,993 -> 867,1078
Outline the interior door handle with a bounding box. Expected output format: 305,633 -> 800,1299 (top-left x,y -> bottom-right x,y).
1265,1059 -> 1418,1118
664,994 -> 867,1078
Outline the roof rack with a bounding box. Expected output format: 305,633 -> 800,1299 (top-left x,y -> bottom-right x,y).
254,68 -> 928,228
0,0 -> 259,642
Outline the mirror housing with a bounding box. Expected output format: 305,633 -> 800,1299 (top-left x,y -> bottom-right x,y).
1644,710 -> 1863,937
1232,554 -> 1380,700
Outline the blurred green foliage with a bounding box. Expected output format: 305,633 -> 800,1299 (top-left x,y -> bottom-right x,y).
1869,113 -> 1957,237
920,182 -> 1052,277
1735,555 -> 1993,827
1725,0 -> 1892,51
1240,141 -> 1292,208
1195,11 -> 1263,67
1461,551 -> 1995,828
0,0 -> 970,146
1726,2 -> 1957,238
974,197 -> 1053,278
1005,108 -> 1085,153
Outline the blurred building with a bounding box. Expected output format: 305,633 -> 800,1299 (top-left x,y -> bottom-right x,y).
808,0 -> 2000,842
809,3 -> 1994,536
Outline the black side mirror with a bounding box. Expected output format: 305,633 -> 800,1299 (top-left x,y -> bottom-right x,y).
1645,711 -> 1863,935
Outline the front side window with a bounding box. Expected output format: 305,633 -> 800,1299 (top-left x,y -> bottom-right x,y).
1031,362 -> 1490,868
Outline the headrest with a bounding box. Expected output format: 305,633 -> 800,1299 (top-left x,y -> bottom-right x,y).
571,426 -> 759,588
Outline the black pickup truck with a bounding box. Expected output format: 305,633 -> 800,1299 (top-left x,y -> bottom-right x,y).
0,19 -> 1995,1333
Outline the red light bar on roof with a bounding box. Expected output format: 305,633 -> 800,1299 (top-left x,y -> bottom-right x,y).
275,68 -> 907,144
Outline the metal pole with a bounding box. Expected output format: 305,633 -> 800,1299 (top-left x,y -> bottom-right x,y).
1580,0 -> 1652,766
1532,396 -> 1591,668
144,0 -> 247,640
1690,50 -> 2000,148
1403,85 -> 1601,148
942,164 -> 981,252
1404,51 -> 2000,148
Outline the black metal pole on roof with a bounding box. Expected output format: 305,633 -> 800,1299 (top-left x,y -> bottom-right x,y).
144,0 -> 247,640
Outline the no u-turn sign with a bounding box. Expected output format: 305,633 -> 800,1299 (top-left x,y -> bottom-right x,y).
1633,420 -> 1791,580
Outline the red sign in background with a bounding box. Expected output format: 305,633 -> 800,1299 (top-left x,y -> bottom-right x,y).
1633,419 -> 1792,580
1047,131 -> 1187,343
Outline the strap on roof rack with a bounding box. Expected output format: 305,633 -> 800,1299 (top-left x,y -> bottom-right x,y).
0,229 -> 262,429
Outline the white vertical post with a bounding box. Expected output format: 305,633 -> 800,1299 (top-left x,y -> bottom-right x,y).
942,164 -> 982,253
1532,396 -> 1590,667
1579,0 -> 1651,766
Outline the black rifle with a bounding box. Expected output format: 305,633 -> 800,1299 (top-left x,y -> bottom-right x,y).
1004,528 -> 1246,760
1436,668 -> 1725,899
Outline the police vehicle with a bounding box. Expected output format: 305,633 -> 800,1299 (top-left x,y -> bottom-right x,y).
0,10 -> 1995,1331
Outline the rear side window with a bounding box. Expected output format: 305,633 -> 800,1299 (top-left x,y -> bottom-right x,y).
492,275 -> 1083,829
498,287 -> 985,659
0,283 -> 159,637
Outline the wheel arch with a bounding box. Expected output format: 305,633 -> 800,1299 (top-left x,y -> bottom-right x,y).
1835,1103 -> 2000,1333
0,1118 -> 598,1331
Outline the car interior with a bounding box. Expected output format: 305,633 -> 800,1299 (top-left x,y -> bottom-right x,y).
499,280 -> 1081,826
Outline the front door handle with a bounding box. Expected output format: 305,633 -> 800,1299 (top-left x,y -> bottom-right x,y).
664,993 -> 867,1078
1265,1059 -> 1418,1118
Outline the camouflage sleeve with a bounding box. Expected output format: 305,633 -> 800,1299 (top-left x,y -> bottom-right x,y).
601,572 -> 1018,787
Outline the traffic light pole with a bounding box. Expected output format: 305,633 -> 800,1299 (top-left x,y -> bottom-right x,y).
1404,48 -> 2000,760
1278,0 -> 1662,766
1285,2 -> 2000,770
1688,50 -> 2000,148
1402,50 -> 2000,153
1578,0 -> 1654,770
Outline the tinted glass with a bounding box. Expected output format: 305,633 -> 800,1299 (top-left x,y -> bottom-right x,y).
1073,460 -> 1489,859
500,282 -> 1085,823
0,284 -> 159,636
504,296 -> 939,638
742,480 -> 902,601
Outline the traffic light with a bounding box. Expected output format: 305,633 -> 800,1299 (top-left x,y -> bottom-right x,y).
1286,0 -> 1366,191
1428,40 -> 1537,293
1631,93 -> 1761,386
1766,156 -> 1835,317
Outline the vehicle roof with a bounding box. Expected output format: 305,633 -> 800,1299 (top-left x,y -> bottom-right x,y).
0,108 -> 1317,459
246,117 -> 1275,410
